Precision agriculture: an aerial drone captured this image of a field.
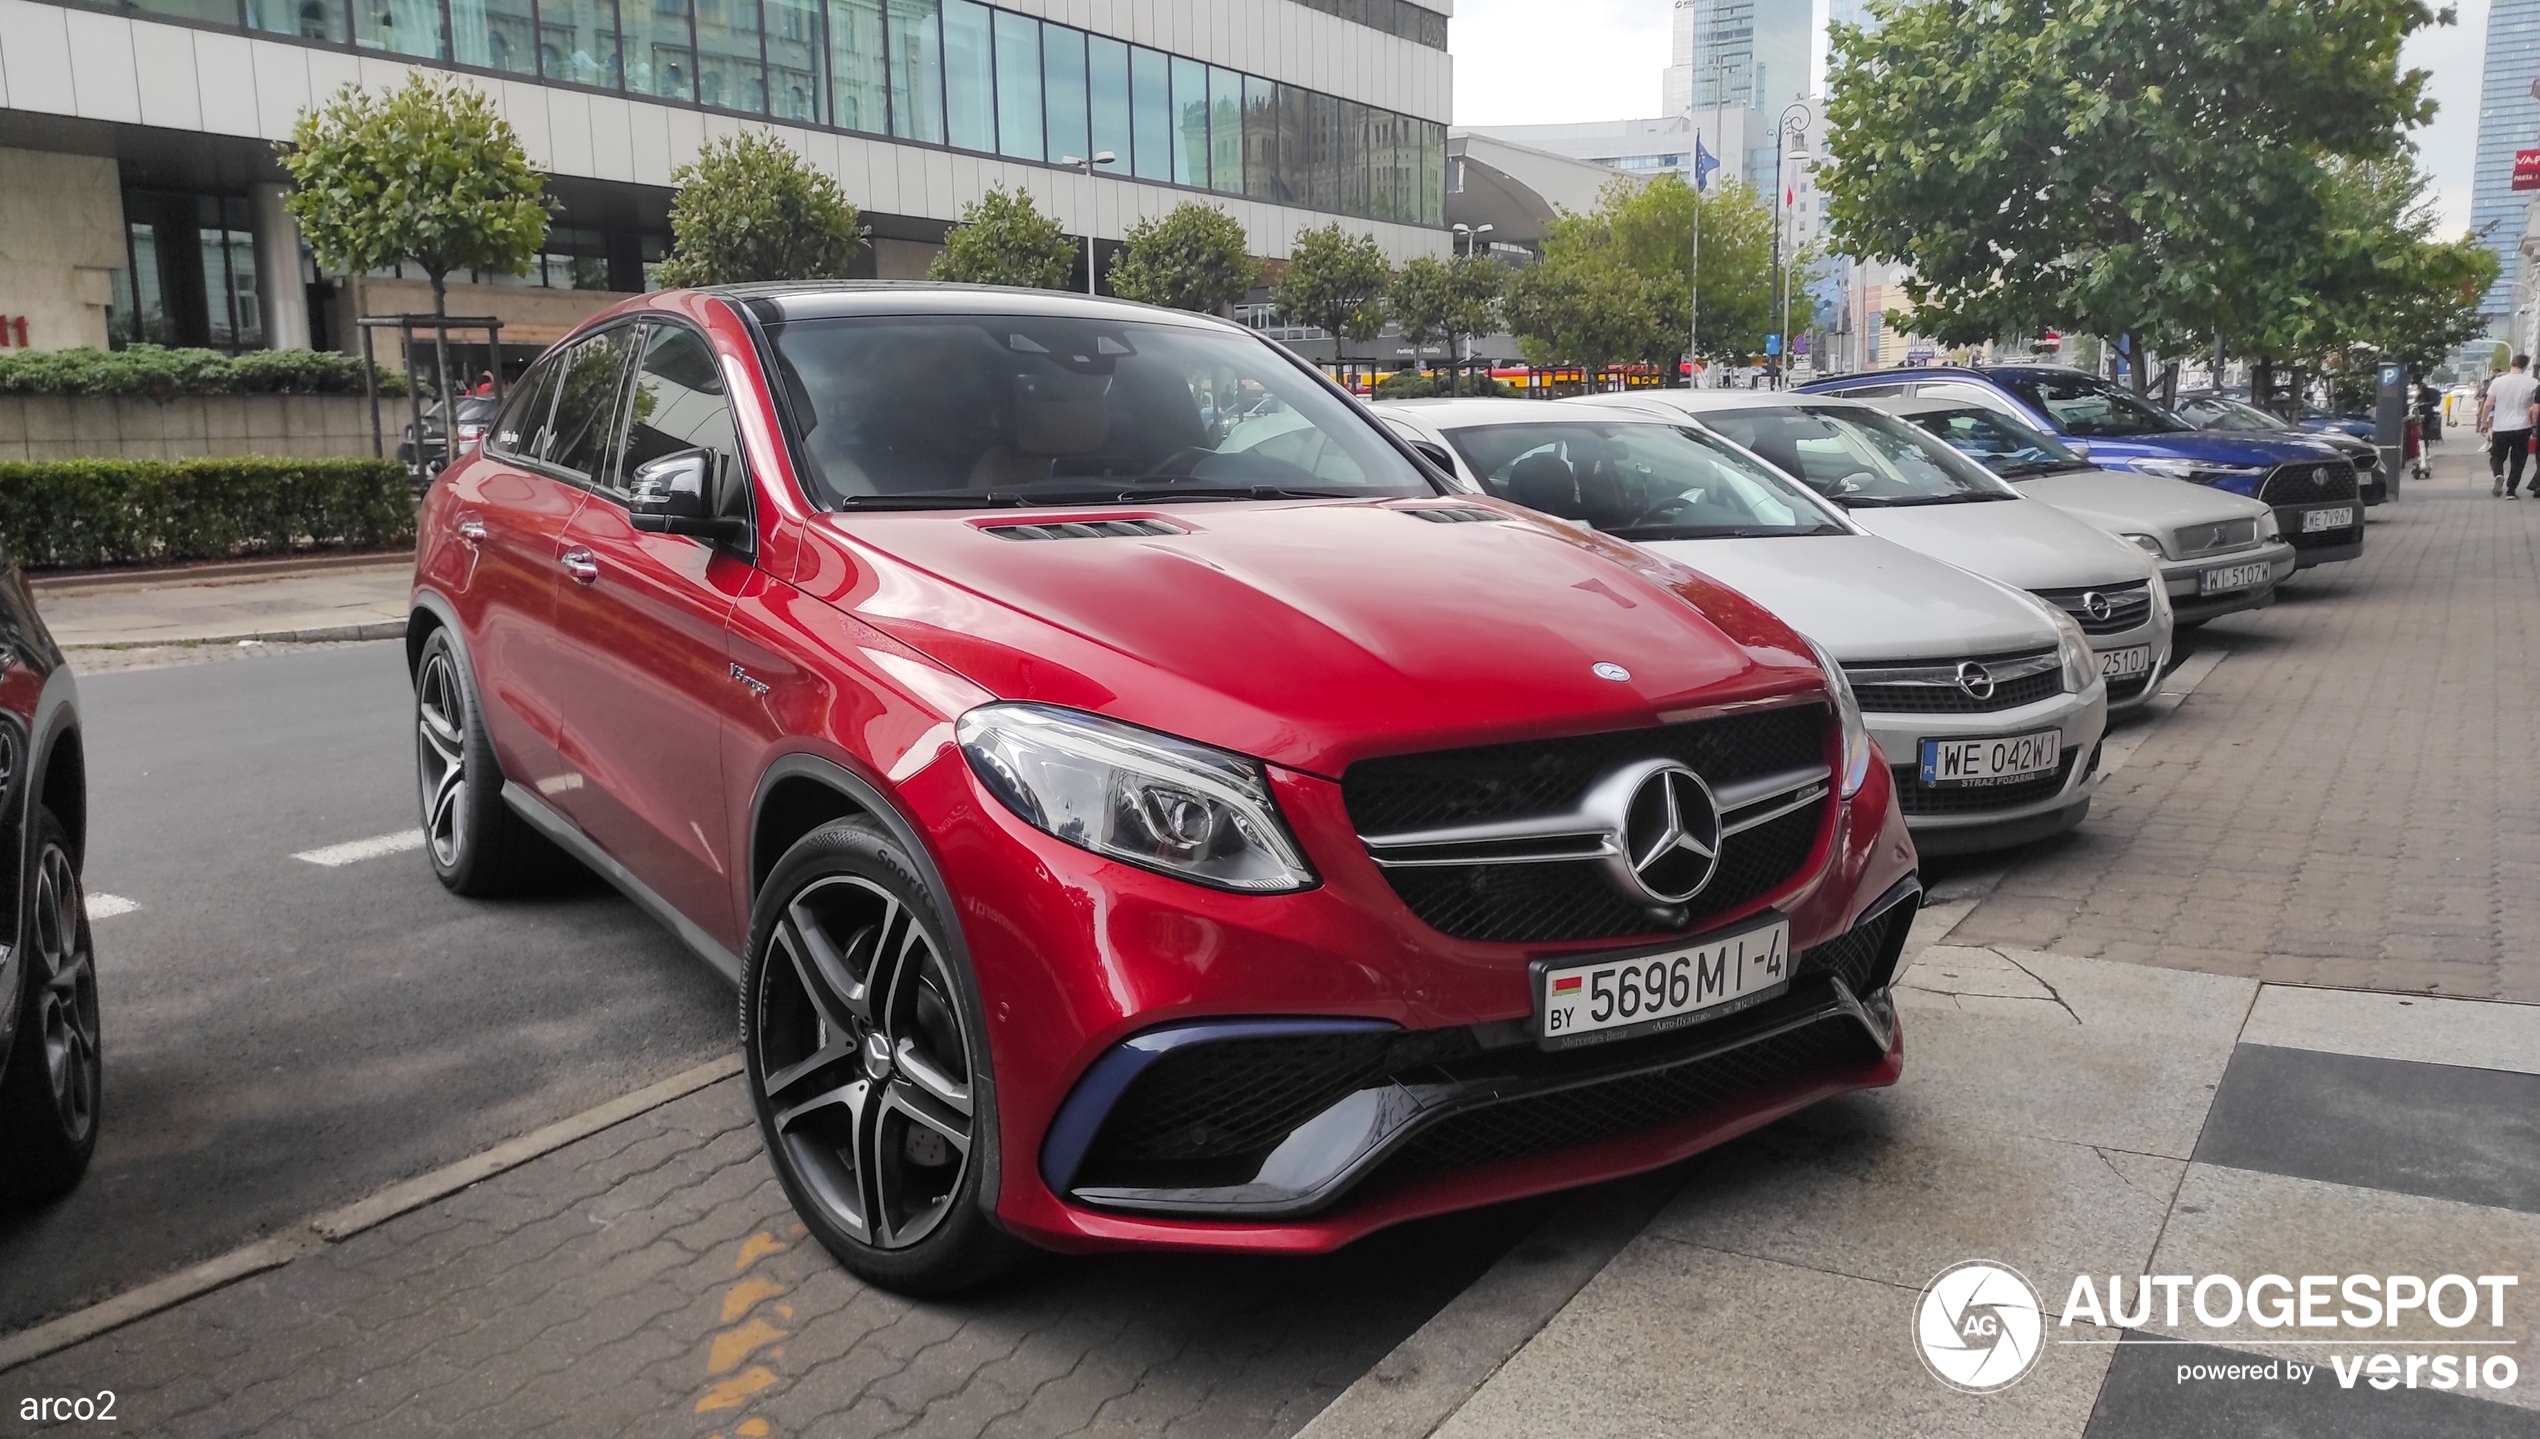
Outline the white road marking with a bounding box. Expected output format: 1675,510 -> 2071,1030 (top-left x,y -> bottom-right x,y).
293,830 -> 426,867
85,894 -> 139,919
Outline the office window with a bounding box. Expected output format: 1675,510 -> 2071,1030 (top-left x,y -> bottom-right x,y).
829,0 -> 886,132
1207,66 -> 1242,194
1242,74 -> 1277,202
1272,83 -> 1307,206
695,0 -> 767,114
247,0 -> 349,41
885,0 -> 943,143
353,0 -> 446,59
1042,24 -> 1089,166
1417,120 -> 1444,225
1170,55 -> 1206,186
136,0 -> 243,23
623,0 -> 697,100
1362,105 -> 1395,222
538,0 -> 619,86
1130,45 -> 1170,181
1089,35 -> 1130,169
451,0 -> 538,73
1305,90 -> 1337,211
765,0 -> 821,121
941,0 -> 992,151
992,9 -> 1042,160
1336,101 -> 1368,219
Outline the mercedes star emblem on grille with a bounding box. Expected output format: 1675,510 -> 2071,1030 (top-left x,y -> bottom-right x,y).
1615,764 -> 1722,905
1954,661 -> 1997,701
1592,662 -> 1633,682
2080,591 -> 2114,622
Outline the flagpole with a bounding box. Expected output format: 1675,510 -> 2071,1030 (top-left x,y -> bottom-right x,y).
1689,141 -> 1701,388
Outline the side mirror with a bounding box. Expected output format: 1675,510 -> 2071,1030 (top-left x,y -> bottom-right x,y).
1408,439 -> 1456,475
2067,442 -> 2092,462
629,450 -> 748,543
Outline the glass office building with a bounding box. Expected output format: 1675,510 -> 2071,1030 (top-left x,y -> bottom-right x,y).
2471,0 -> 2540,328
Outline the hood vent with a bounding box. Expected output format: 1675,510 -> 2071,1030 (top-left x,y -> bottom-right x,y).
981,518 -> 1181,541
1402,507 -> 1505,524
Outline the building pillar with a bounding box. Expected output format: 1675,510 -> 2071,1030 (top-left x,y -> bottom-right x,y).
251,183 -> 312,351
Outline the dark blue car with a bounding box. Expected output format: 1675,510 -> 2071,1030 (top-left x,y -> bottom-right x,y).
1800,366 -> 2363,569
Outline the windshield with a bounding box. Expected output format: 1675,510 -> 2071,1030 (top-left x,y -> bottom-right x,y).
1996,372 -> 2189,437
1899,407 -> 2092,478
1690,406 -> 2021,505
759,314 -> 1432,506
1441,421 -> 1846,539
2173,395 -> 2287,432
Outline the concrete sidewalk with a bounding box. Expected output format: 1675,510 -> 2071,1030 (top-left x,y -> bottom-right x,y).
30,557 -> 412,649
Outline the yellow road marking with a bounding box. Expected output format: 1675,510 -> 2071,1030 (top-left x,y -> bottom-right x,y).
709,1318 -> 790,1376
721,1275 -> 786,1324
695,1366 -> 778,1413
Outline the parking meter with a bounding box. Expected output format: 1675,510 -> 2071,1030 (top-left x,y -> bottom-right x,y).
2375,363 -> 2407,497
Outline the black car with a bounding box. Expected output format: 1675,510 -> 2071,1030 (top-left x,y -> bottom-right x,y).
0,556 -> 95,1201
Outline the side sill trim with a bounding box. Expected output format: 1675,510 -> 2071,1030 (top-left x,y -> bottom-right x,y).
501,781 -> 743,986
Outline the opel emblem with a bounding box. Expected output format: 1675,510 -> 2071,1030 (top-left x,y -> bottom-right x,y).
1611,764 -> 1722,905
1592,662 -> 1633,682
2079,591 -> 2114,623
1954,661 -> 1997,701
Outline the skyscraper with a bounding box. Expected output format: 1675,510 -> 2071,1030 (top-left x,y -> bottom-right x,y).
2470,0 -> 2540,328
1663,0 -> 1813,115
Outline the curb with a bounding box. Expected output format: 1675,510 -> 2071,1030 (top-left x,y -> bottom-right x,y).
63,619 -> 409,652
29,550 -> 415,595
0,1054 -> 744,1375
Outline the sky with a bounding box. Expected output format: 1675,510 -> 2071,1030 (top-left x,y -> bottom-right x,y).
1449,0 -> 2487,238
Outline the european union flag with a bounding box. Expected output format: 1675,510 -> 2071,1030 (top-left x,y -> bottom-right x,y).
1694,138 -> 1719,192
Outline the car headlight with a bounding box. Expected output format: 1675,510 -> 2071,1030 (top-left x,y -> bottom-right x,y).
2131,458 -> 2265,487
957,703 -> 1316,893
2049,608 -> 2099,694
1805,640 -> 1874,799
2121,531 -> 2169,559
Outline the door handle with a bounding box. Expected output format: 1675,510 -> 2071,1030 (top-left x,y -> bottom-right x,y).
455,516 -> 487,546
562,547 -> 599,584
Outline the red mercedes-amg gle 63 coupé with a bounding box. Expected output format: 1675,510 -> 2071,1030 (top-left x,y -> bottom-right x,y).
408,284 -> 1919,1293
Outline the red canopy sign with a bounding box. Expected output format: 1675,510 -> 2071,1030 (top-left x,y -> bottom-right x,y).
2515,148 -> 2540,190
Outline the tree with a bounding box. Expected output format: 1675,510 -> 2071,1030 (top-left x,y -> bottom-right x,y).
1276,225 -> 1392,378
1445,256 -> 1508,393
1388,255 -> 1460,376
930,186 -> 1077,289
1504,257 -> 1666,389
1527,174 -> 1775,371
1107,204 -> 1258,313
1822,0 -> 2446,392
656,133 -> 867,287
278,74 -> 550,316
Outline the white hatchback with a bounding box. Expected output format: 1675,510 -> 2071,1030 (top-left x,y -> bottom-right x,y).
1374,399 -> 2111,856
1565,389 -> 2176,715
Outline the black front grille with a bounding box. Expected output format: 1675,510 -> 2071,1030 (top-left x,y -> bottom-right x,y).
2259,462 -> 2359,505
2032,581 -> 2153,636
1791,898 -> 1915,995
2107,671 -> 2155,702
1892,751 -> 2078,815
1080,1032 -> 1394,1181
1851,666 -> 2062,715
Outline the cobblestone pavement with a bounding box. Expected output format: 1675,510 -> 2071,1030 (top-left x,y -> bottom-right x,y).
8,1079 -> 1542,1439
1949,451 -> 2540,1001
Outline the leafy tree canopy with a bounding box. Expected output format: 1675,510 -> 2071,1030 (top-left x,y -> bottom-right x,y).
656,133 -> 867,288
2225,156 -> 2494,374
1504,259 -> 1667,376
1107,204 -> 1258,312
930,186 -> 1077,290
278,74 -> 551,314
1276,225 -> 1393,364
1537,174 -> 1777,362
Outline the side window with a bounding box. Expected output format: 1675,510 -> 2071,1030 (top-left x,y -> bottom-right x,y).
487,359 -> 561,459
539,327 -> 639,483
1914,381 -> 2024,419
1831,382 -> 1910,400
619,324 -> 747,516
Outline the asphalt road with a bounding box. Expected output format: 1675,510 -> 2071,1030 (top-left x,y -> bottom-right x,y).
0,641 -> 736,1332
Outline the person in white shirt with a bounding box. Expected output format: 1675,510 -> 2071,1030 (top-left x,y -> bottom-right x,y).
2479,355 -> 2539,498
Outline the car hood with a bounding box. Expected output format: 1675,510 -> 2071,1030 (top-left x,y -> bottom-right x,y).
2013,467 -> 2273,536
804,498 -> 1823,777
1839,495 -> 2152,590
1633,533 -> 2058,663
2080,429 -> 2344,468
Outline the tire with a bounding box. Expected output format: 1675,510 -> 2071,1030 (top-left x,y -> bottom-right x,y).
0,808 -> 101,1201
413,625 -> 572,896
741,817 -> 1026,1296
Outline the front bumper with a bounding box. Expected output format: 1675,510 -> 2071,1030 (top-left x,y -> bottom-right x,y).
2084,616 -> 2172,716
2161,540 -> 2297,624
1865,683 -> 2107,853
2276,500 -> 2364,569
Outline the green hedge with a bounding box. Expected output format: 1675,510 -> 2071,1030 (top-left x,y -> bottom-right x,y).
1371,369 -> 1518,399
0,347 -> 407,399
0,458 -> 415,570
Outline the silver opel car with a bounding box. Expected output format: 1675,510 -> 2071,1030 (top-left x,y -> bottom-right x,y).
1374,399 -> 2109,855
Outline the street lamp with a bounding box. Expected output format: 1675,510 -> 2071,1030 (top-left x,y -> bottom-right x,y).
1452,222 -> 1494,257
1770,99 -> 1812,390
1058,151 -> 1118,294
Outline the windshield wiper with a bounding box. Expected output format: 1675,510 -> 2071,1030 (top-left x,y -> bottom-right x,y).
1616,524 -> 1845,539
1015,484 -> 1367,504
1832,493 -> 1992,507
832,492 -> 1030,510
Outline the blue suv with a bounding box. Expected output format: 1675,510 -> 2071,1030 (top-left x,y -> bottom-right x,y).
1801,366 -> 2363,570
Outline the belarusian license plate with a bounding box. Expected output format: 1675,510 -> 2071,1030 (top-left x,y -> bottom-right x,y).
1919,730 -> 2061,786
2200,561 -> 2271,595
2099,645 -> 2152,679
1537,918 -> 1792,1049
2301,507 -> 2355,532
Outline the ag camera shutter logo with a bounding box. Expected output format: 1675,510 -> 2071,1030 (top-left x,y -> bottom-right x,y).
1916,1260 -> 2046,1392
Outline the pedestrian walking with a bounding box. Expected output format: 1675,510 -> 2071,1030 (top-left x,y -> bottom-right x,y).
2480,356 -> 2539,497
2417,380 -> 2443,445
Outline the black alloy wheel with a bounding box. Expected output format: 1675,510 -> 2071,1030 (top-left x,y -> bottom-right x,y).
412,626 -> 570,896
0,809 -> 101,1199
742,817 -> 1023,1295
